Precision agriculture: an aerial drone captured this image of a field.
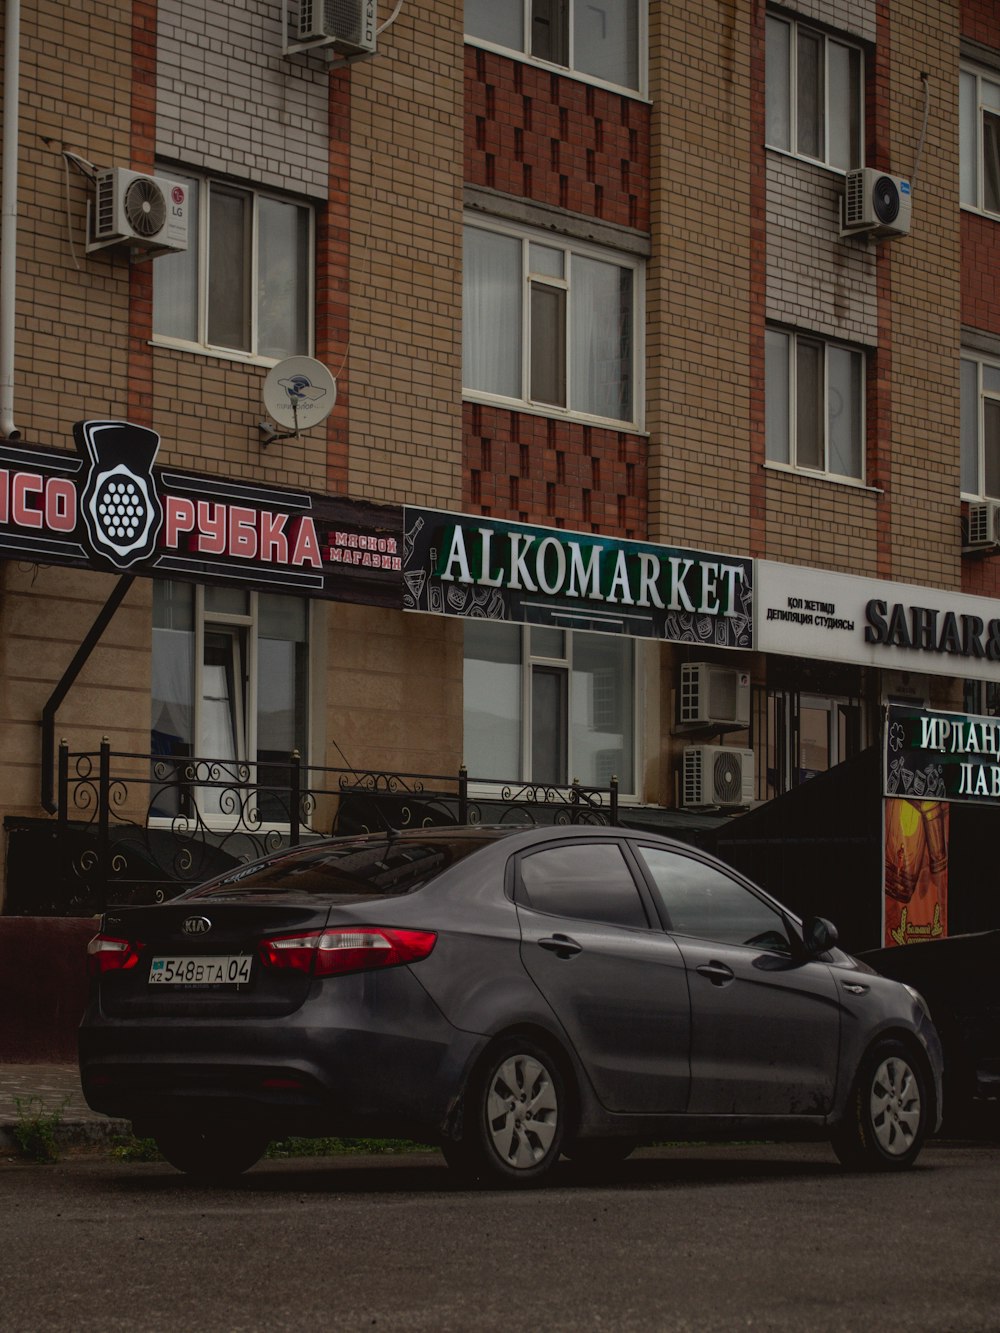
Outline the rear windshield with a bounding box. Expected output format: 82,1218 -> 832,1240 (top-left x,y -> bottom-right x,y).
186,836 -> 492,901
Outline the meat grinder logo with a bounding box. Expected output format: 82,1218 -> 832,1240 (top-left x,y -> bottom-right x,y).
181,916 -> 212,936
73,419 -> 163,569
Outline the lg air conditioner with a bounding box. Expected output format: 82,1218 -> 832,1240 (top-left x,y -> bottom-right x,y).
88,169 -> 189,255
965,500 -> 1000,551
297,0 -> 377,56
678,663 -> 751,729
681,746 -> 754,809
840,168 -> 912,240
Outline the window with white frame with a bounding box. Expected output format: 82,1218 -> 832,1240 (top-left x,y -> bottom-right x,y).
766,327 -> 865,480
463,219 -> 641,427
765,12 -> 864,171
153,169 -> 313,361
961,350 -> 1000,498
961,64 -> 1000,215
465,0 -> 644,94
151,581 -> 310,820
463,622 -> 636,793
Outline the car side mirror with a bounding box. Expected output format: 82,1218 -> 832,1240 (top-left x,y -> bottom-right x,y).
802,916 -> 839,957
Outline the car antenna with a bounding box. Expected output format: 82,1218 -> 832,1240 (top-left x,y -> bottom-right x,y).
328,734 -> 399,838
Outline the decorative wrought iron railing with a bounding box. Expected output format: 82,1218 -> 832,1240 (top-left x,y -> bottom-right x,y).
33,740 -> 619,912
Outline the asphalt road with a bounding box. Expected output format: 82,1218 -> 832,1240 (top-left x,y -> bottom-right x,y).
2,1140 -> 999,1332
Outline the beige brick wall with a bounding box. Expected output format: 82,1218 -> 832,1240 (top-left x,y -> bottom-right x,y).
0,563 -> 153,818
778,0 -> 876,44
156,0 -> 331,199
766,156 -> 878,345
323,602 -> 464,779
646,0 -> 754,557
12,0 -> 133,449
344,0 -> 465,509
885,0 -> 963,589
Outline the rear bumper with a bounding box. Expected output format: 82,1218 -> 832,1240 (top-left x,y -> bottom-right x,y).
78,976 -> 483,1140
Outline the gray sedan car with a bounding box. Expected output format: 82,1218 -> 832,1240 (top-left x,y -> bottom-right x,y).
79,824 -> 943,1185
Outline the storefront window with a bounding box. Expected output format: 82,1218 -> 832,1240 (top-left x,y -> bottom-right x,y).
464,622 -> 635,792
151,582 -> 310,821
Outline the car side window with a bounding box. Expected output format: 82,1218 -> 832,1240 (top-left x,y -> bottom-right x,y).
636,846 -> 792,953
517,843 -> 648,929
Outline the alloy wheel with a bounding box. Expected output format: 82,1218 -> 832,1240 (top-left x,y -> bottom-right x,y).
869,1055 -> 922,1156
485,1052 -> 559,1169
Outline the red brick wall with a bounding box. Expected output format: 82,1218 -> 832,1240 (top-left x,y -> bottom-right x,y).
464,403 -> 646,537
465,47 -> 650,230
463,47 -> 650,537
962,0 -> 999,47
962,213 -> 1000,337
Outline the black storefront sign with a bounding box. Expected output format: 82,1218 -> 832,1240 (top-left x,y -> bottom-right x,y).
402,507 -> 754,646
885,704 -> 1000,807
0,423 -> 402,607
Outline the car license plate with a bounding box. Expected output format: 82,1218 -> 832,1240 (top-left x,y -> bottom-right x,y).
149,955 -> 252,986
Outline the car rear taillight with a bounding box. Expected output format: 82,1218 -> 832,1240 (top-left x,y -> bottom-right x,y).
87,934 -> 144,976
258,927 -> 437,978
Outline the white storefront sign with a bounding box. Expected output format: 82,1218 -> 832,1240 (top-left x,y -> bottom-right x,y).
757,561 -> 1000,683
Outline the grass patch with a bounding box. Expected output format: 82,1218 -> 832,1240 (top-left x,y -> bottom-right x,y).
12,1095 -> 70,1164
106,1133 -> 435,1162
266,1136 -> 435,1158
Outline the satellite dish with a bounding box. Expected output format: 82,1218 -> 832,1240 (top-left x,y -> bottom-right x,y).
262,356 -> 337,434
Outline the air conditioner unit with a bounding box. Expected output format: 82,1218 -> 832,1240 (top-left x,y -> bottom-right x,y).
88,169 -> 189,255
965,500 -> 1000,551
841,168 -> 912,239
682,746 -> 754,809
297,0 -> 377,55
678,663 -> 751,729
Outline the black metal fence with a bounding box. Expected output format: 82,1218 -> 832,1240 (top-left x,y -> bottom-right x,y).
4,742 -> 620,915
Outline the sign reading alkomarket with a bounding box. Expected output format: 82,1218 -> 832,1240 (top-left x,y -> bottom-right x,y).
402,507 -> 753,646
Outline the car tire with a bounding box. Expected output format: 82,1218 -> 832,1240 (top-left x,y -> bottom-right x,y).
152,1122 -> 270,1181
444,1037 -> 566,1188
831,1039 -> 929,1172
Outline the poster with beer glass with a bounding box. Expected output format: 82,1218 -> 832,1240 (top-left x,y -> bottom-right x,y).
883,798 -> 948,947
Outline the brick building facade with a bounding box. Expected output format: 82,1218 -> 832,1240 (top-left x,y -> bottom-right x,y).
2,0 -> 1000,985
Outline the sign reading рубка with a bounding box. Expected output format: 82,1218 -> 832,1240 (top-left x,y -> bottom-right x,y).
0,422 -> 402,607
402,507 -> 753,647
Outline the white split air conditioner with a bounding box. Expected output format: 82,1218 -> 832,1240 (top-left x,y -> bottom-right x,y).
840,168 -> 912,240
88,169 -> 189,255
678,663 -> 751,729
297,0 -> 377,55
965,500 -> 1000,551
682,746 -> 754,809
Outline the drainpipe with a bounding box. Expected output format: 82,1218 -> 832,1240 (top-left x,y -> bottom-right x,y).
1,0 -> 22,441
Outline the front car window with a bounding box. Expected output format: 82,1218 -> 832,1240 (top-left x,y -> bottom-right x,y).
153,169 -> 312,361
463,220 -> 640,427
765,12 -> 863,171
518,842 -> 648,927
637,846 -> 792,953
466,0 -> 642,95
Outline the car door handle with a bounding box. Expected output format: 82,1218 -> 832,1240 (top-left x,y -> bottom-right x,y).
538,934 -> 582,959
696,961 -> 735,986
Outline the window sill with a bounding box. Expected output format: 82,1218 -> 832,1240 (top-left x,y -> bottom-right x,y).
960,202 -> 1000,223
150,338 -> 303,369
763,460 -> 883,494
765,146 -> 851,178
463,392 -> 647,437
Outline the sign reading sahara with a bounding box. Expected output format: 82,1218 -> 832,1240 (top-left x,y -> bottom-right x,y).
0,421 -> 402,607
885,703 -> 1000,806
402,507 -> 753,646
